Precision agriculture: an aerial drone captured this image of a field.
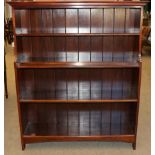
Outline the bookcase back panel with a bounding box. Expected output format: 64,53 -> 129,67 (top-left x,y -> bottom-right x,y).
53,9 -> 66,33
66,9 -> 78,33
91,9 -> 103,33
15,8 -> 141,34
17,68 -> 138,100
21,102 -> 136,136
16,36 -> 139,63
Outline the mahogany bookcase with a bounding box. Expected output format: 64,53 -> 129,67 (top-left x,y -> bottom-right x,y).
7,0 -> 148,150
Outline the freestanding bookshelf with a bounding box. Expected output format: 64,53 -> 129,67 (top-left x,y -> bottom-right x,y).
8,0 -> 148,150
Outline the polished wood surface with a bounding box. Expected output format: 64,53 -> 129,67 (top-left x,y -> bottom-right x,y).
23,135 -> 135,143
7,0 -> 149,2
16,35 -> 139,64
7,0 -> 149,9
15,8 -> 141,34
17,68 -> 138,100
20,99 -> 138,103
16,62 -> 140,68
21,103 -> 136,136
8,0 -> 147,150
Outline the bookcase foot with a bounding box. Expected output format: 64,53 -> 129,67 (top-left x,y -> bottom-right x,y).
132,142 -> 136,150
5,94 -> 8,99
22,144 -> 26,150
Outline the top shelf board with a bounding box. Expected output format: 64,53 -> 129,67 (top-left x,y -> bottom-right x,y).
7,0 -> 150,8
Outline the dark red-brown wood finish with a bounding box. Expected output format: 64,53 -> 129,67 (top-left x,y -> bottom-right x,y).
7,0 -> 148,150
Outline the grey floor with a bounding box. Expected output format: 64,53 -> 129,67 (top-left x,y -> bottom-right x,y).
4,46 -> 151,155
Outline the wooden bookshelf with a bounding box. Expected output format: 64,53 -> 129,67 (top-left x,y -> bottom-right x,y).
8,0 -> 148,150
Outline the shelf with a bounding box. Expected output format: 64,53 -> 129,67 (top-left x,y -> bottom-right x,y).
16,35 -> 140,65
14,8 -> 141,37
20,99 -> 138,103
22,102 -> 136,137
23,135 -> 135,143
17,68 -> 139,102
15,33 -> 140,37
20,90 -> 138,103
16,62 -> 140,69
20,89 -> 138,102
23,122 -> 135,136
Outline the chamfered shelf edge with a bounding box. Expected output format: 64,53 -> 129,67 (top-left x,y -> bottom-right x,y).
15,33 -> 140,37
7,0 -> 149,8
15,62 -> 140,68
23,135 -> 135,143
20,99 -> 138,103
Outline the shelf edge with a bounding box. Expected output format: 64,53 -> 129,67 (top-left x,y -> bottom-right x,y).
23,135 -> 135,143
20,99 -> 138,103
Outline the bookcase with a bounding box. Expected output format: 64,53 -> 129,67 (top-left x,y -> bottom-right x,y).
8,0 -> 148,150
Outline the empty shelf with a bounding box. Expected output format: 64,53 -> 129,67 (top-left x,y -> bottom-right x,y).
22,102 -> 136,137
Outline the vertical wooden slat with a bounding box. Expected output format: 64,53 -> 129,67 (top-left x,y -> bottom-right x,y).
53,37 -> 66,62
15,9 -> 21,34
65,9 -> 67,63
123,69 -> 132,100
91,36 -> 103,62
103,36 -> 113,62
112,69 -> 123,99
44,36 -> 54,61
126,8 -> 141,33
16,37 -> 25,61
16,9 -> 31,33
114,8 -> 125,33
42,9 -> 53,33
66,9 -> 78,33
102,69 -> 112,99
57,108 -> 68,135
111,103 -> 121,135
67,69 -> 78,100
133,36 -> 140,61
47,104 -> 57,135
123,36 -> 133,63
21,69 -> 34,100
101,103 -> 111,135
79,69 -> 90,100
79,37 -> 90,62
55,70 -> 67,100
113,36 -> 124,62
30,9 -> 42,33
90,110 -> 101,135
91,9 -> 103,33
134,9 -> 141,33
104,9 -> 114,33
66,37 -> 78,62
121,104 -> 130,135
79,9 -> 90,33
77,9 -> 79,61
53,9 -> 65,33
68,110 -> 79,136
31,37 -> 42,60
79,110 -> 90,136
91,69 -> 102,100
